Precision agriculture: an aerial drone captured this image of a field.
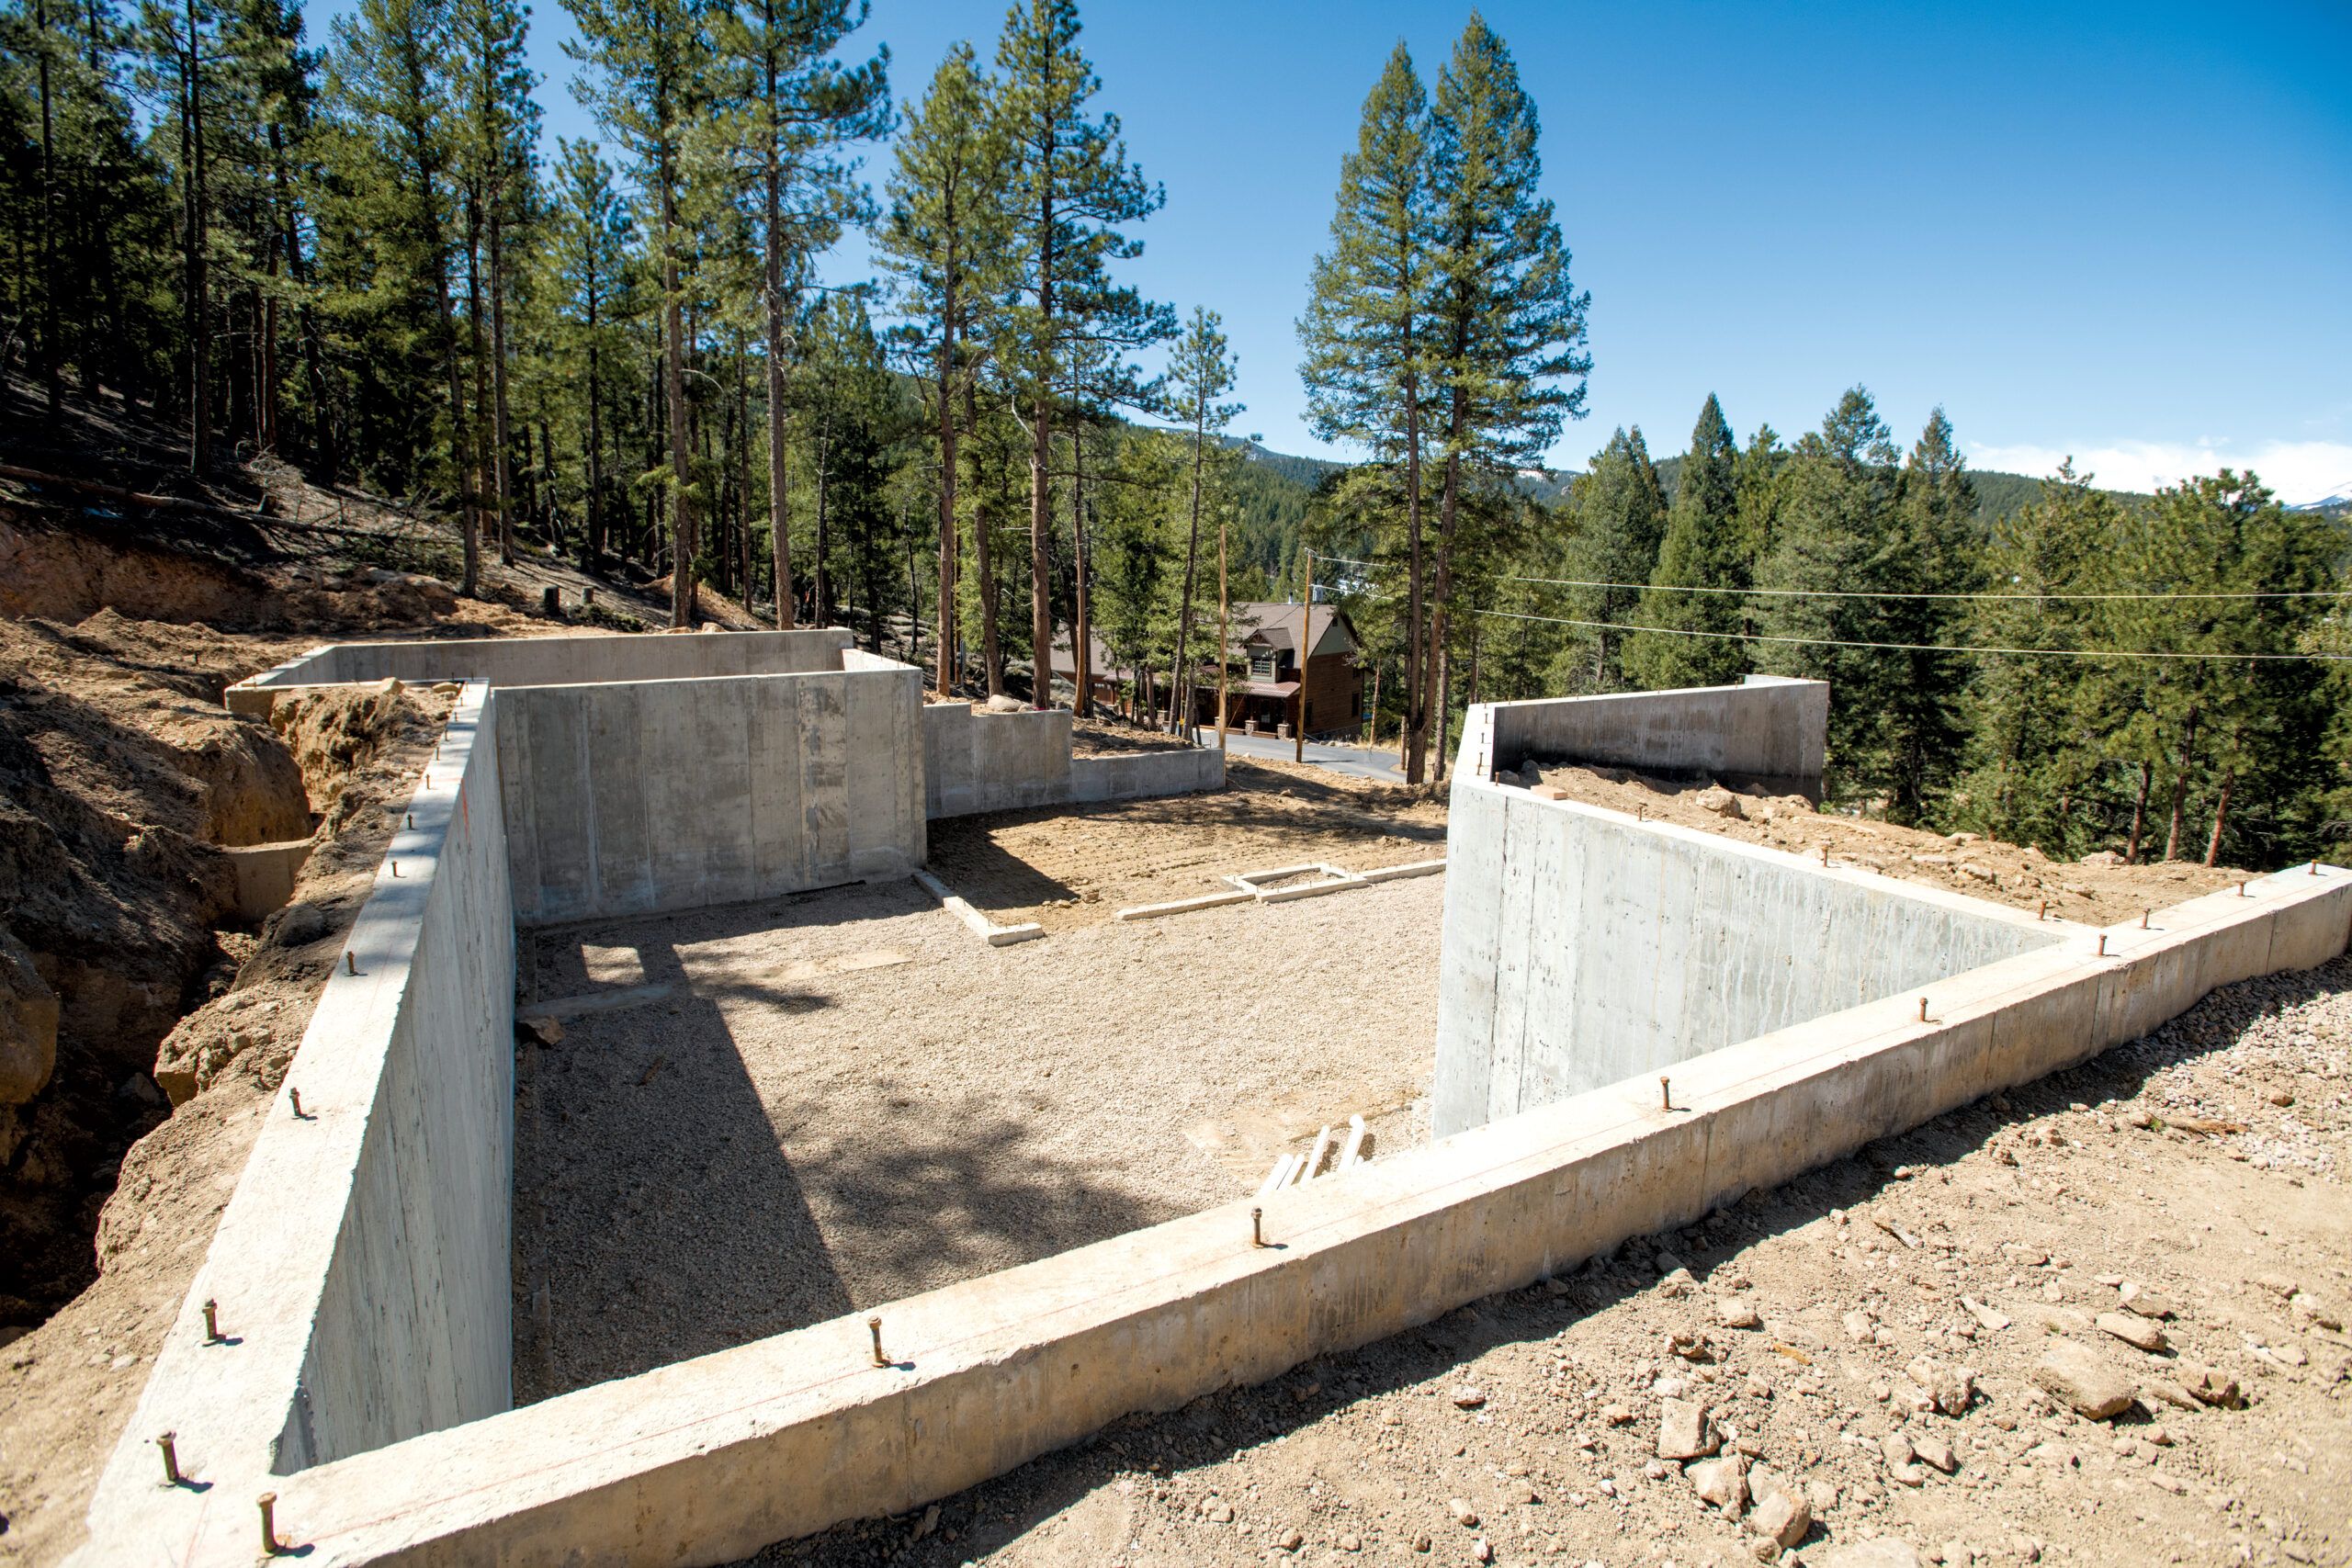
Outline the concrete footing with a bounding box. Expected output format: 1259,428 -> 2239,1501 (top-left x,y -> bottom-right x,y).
72,658 -> 2351,1568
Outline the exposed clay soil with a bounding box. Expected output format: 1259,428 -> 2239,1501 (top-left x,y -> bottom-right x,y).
926,754 -> 1448,933
0,673 -> 450,1565
1518,762 -> 2254,926
511,874 -> 1446,1404
760,959 -> 2352,1568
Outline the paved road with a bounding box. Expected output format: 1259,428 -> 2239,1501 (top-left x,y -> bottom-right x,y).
1215,729 -> 1411,783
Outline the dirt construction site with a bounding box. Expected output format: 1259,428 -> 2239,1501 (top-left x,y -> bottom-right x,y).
0,454 -> 2347,1568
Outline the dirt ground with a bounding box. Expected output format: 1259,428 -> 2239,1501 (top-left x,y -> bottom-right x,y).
510,873 -> 1446,1404
757,956 -> 2352,1568
927,753 -> 1447,932
1519,762 -> 2254,926
0,675 -> 453,1565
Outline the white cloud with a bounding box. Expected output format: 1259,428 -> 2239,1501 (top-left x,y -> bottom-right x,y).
1963,438 -> 2352,506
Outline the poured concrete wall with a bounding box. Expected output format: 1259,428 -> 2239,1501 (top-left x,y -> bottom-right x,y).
1432,776 -> 2062,1135
227,628 -> 854,713
77,683 -> 516,1556
922,702 -> 1223,818
1475,674 -> 1828,793
193,865 -> 2349,1568
498,661 -> 925,924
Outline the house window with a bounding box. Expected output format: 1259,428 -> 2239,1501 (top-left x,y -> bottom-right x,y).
1250,652 -> 1278,681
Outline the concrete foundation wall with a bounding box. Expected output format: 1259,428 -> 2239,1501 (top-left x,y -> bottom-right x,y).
214,864 -> 2348,1568
76,683 -> 517,1557
498,663 -> 926,925
227,629 -> 855,713
1475,674 -> 1828,792
1431,776 -> 2061,1135
922,702 -> 1223,818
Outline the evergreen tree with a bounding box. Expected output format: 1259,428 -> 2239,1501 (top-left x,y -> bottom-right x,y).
1557,426 -> 1664,692
1879,408 -> 1979,821
1422,14 -> 1589,758
1755,386 -> 1905,800
992,0 -> 1171,706
1624,392 -> 1747,690
545,136 -> 635,570
1952,461 -> 2109,852
453,0 -> 537,566
877,40 -> 1007,691
705,0 -> 888,628
1297,41 -> 1435,777
565,0 -> 710,624
1164,304 -> 1240,736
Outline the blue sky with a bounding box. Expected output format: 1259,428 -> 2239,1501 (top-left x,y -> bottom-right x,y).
321,0 -> 2352,501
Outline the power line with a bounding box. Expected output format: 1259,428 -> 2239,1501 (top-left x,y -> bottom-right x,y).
1311,554 -> 2347,604
1467,607 -> 2351,663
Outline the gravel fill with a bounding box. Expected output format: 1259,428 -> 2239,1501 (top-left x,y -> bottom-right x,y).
511,872 -> 1445,1403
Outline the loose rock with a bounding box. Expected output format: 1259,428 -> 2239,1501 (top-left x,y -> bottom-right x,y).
2031,1340 -> 2136,1419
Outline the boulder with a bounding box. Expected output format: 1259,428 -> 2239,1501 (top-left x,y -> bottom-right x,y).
1657,1397 -> 1720,1461
1748,1489 -> 1811,1550
1689,1454 -> 1748,1511
2031,1340 -> 2136,1419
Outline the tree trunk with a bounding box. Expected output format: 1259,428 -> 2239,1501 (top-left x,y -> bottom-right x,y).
1433,632 -> 1453,784
965,378 -> 1003,697
1402,379 -> 1426,783
2123,760 -> 2152,863
1025,188 -> 1057,710
661,142 -> 695,626
2162,708 -> 2199,862
490,198 -> 514,566
432,237 -> 476,595
1364,659 -> 1380,746
1072,422 -> 1093,718
761,43 -> 793,629
2202,766 -> 2235,868
933,325 -> 957,694
812,407 -> 831,624
1170,408 -> 1208,736
182,0 -> 209,473
583,314 -> 603,570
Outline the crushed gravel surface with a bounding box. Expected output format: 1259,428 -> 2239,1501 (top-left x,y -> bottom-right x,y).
925,756 -> 1446,934
512,872 -> 1446,1404
754,959 -> 2352,1568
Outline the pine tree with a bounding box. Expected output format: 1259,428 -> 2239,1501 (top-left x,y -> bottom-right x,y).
1880,408 -> 1979,821
1423,14 -> 1589,766
565,0 -> 709,625
992,0 -> 1171,706
706,0 -> 888,628
546,136 -> 635,570
1298,41 -> 1435,777
1164,305 -> 1240,737
877,41 -> 1010,691
1954,462 -> 2108,851
1624,392 -> 1747,690
1756,387 -> 1904,801
452,0 -> 537,567
1557,426 -> 1663,692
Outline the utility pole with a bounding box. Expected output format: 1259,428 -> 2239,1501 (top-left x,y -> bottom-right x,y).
1295,545 -> 1310,765
1216,512 -> 1229,751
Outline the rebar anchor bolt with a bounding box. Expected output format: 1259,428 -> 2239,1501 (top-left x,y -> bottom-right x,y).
258,1492 -> 287,1555
1658,1076 -> 1670,1111
201,1299 -> 223,1343
867,1315 -> 887,1367
1917,998 -> 1929,1022
156,1431 -> 182,1486
1251,1206 -> 1266,1247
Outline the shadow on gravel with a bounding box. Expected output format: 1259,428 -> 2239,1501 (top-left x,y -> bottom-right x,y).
733,953 -> 2350,1566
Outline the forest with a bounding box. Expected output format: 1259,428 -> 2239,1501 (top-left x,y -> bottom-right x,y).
0,0 -> 2344,865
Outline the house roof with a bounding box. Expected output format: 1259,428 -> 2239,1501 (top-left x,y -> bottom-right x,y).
1046,628 -> 1117,678
1229,602 -> 1355,659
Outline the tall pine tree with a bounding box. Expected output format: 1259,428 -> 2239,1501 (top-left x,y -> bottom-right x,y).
1624,391 -> 1747,690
